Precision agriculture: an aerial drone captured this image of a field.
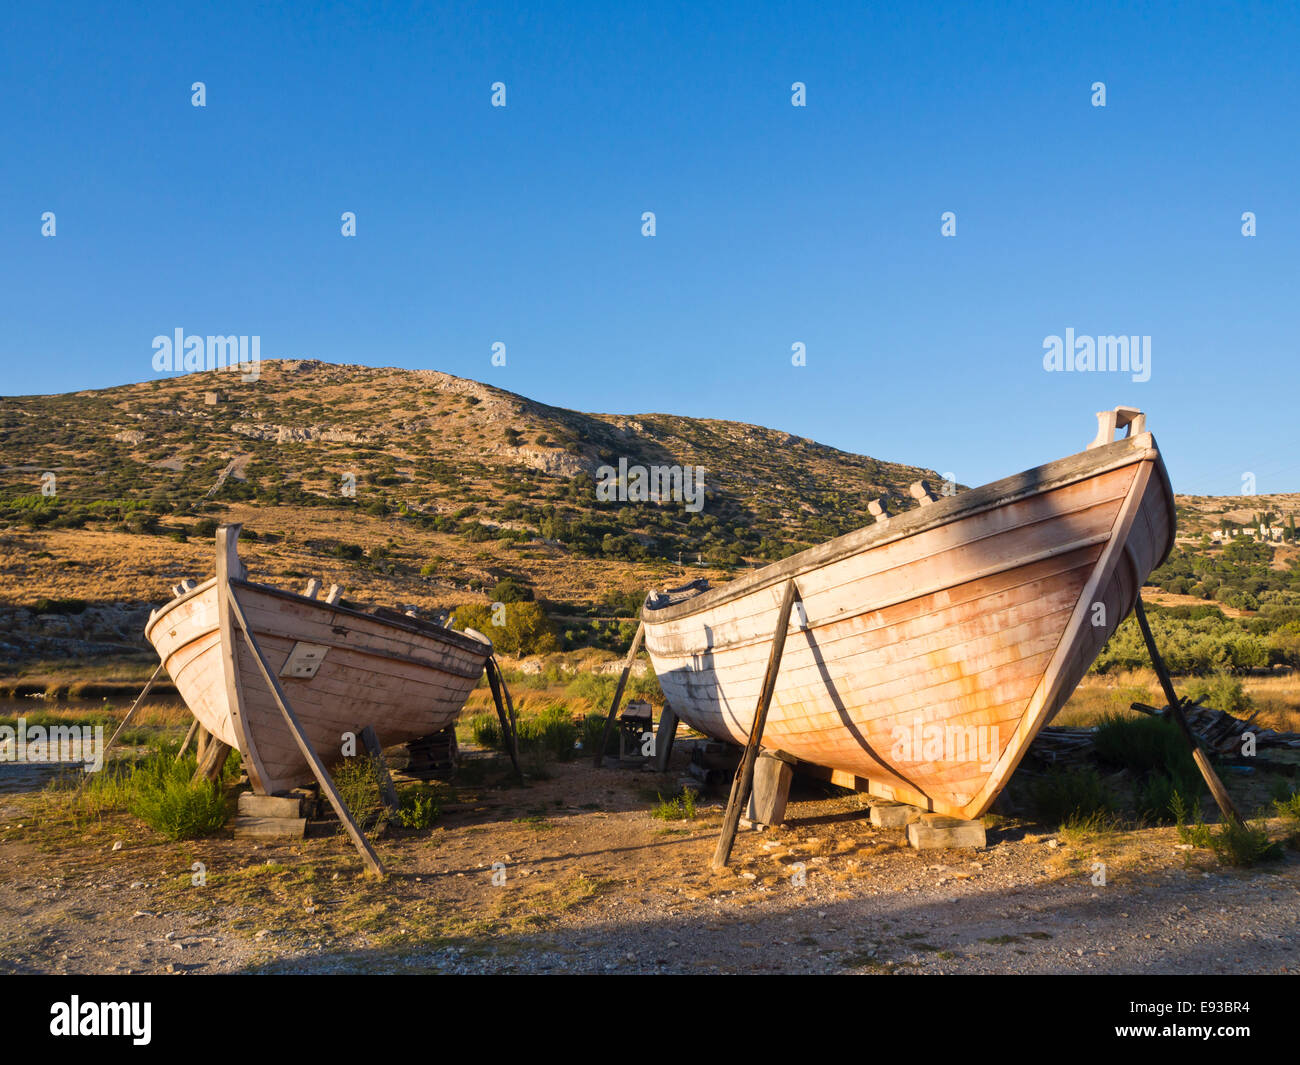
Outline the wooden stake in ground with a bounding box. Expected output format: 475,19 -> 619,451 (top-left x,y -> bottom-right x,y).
222,580 -> 385,877
100,663 -> 165,760
711,580 -> 799,871
359,725 -> 401,814
193,734 -> 232,784
77,661 -> 166,790
654,704 -> 679,774
484,657 -> 523,780
1132,597 -> 1242,823
594,620 -> 645,768
175,716 -> 201,761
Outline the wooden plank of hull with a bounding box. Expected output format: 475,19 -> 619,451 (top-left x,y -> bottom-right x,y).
643,436 -> 1174,819
147,577 -> 491,795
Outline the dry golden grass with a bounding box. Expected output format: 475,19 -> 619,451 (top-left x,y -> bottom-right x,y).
1141,590 -> 1252,617
0,503 -> 695,613
1240,674 -> 1300,732
1060,668 -> 1300,732
1053,671 -> 1161,727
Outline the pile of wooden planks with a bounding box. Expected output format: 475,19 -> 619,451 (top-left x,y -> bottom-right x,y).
1025,727 -> 1097,766
402,727 -> 458,779
1174,703 -> 1300,753
1026,702 -> 1300,772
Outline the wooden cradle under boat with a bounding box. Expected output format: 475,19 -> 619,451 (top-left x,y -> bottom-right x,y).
145,524 -> 493,796
641,407 -> 1176,820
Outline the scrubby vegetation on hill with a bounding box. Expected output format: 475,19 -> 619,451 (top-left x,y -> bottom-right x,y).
4,362 -> 1299,672
0,362 -> 941,576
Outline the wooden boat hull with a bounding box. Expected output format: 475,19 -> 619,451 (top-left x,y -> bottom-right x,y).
641,421 -> 1175,819
146,537 -> 491,795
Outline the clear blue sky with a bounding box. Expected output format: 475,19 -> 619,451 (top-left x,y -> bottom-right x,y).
3,1 -> 1297,496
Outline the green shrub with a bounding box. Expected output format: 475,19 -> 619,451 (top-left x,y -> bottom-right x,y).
332,756 -> 384,827
652,789 -> 697,821
1027,768 -> 1112,827
581,712 -> 618,756
565,668 -> 663,708
453,601 -> 559,655
1183,673 -> 1254,715
1274,789 -> 1300,823
122,754 -> 228,840
396,783 -> 441,829
465,713 -> 502,750
1173,793 -> 1281,866
491,577 -> 534,603
1135,771 -> 1201,824
1092,712 -> 1198,779
515,705 -> 578,762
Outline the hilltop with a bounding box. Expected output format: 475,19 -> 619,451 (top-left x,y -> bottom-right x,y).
0,361 -> 945,662
2,361 -> 1298,670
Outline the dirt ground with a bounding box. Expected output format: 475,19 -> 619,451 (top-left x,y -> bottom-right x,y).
1,747 -> 1297,976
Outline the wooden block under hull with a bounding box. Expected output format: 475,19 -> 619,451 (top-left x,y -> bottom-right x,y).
870,801 -> 923,828
233,815 -> 307,839
906,813 -> 986,850
237,793 -> 305,818
745,750 -> 795,826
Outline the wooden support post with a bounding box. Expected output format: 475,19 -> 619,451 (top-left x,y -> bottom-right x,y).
595,620 -> 645,768
100,662 -> 165,761
484,657 -> 523,780
711,580 -> 798,871
745,749 -> 796,827
497,660 -> 521,765
192,735 -> 232,784
1133,598 -> 1242,823
225,590 -> 385,876
907,814 -> 987,850
359,725 -> 401,813
176,716 -> 201,760
654,704 -> 679,774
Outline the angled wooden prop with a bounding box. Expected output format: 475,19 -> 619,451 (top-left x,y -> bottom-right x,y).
359,725 -> 401,813
496,659 -> 521,758
654,704 -> 679,774
1132,598 -> 1242,824
217,527 -> 385,876
484,656 -> 523,780
594,620 -> 645,768
193,730 -> 232,784
77,661 -> 166,790
175,716 -> 201,761
101,662 -> 165,755
712,579 -> 799,871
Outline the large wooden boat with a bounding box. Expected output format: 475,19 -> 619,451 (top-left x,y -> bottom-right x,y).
146,525 -> 493,795
642,408 -> 1175,819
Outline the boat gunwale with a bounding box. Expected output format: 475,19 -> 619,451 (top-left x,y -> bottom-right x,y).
641,431 -> 1173,626
146,576 -> 494,661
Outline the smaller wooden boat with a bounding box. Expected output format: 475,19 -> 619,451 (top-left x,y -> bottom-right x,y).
146,525 -> 494,796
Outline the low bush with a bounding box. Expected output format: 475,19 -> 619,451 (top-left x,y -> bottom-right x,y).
1027,768 -> 1112,827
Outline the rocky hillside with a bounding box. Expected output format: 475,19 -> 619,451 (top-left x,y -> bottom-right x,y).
4,361 -> 1297,669
0,360 -> 944,561
0,361 -> 945,664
